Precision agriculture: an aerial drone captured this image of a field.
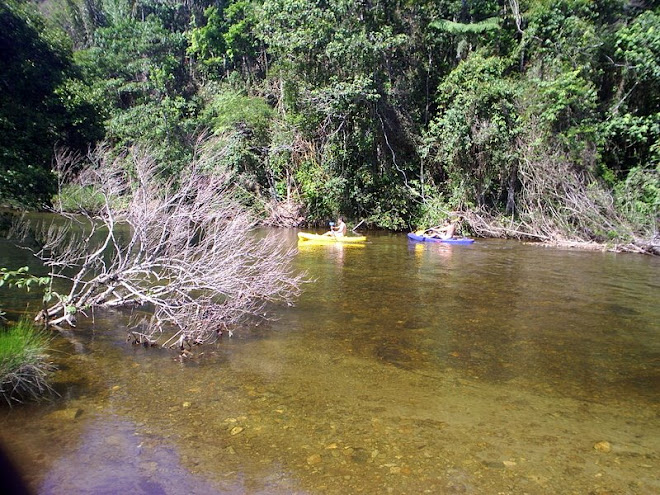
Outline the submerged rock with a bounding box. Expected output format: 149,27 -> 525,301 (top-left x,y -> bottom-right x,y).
594,441 -> 612,453
46,408 -> 84,421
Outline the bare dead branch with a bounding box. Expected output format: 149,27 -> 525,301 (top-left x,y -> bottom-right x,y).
459,120 -> 658,254
25,141 -> 307,346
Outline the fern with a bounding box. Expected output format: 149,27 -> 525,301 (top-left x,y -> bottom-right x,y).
430,18 -> 500,34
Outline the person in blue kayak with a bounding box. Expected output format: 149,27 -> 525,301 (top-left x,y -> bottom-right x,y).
324,216 -> 347,237
427,219 -> 457,240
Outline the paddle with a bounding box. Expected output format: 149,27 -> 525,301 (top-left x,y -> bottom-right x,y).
352,219 -> 365,232
420,225 -> 442,235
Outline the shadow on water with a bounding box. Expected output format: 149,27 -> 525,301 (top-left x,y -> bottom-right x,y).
0,229 -> 659,494
39,415 -> 221,495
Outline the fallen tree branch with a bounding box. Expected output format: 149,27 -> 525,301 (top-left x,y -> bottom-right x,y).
22,140 -> 307,345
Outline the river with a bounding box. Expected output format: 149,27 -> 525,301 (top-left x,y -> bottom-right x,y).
0,229 -> 658,494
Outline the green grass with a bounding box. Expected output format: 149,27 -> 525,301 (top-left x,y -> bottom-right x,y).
53,184 -> 106,214
0,318 -> 55,405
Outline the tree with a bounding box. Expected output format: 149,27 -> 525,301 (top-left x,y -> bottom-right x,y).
427,52 -> 521,211
21,142 -> 306,348
601,10 -> 660,177
0,0 -> 87,207
198,87 -> 275,189
70,4 -> 195,174
187,5 -> 229,78
254,0 -> 432,227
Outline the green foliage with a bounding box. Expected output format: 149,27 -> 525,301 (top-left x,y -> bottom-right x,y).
531,70 -> 598,133
428,52 -> 521,208
602,11 -> 660,176
430,17 -> 500,34
428,1 -> 506,61
203,88 -> 273,139
599,112 -> 660,175
54,76 -> 105,150
296,159 -> 345,223
615,11 -> 660,85
223,0 -> 259,64
105,96 -> 197,175
52,184 -> 107,213
415,192 -> 453,230
79,15 -> 188,104
49,0 -> 107,49
358,179 -> 412,231
522,0 -> 602,75
258,0 -> 335,81
0,266 -> 51,321
0,267 -> 51,293
614,165 -> 660,229
198,86 -> 275,192
0,317 -> 54,404
71,8 -> 193,173
0,0 -> 75,206
188,5 -> 228,76
524,69 -> 599,163
1,0 -> 658,245
256,0 -> 428,227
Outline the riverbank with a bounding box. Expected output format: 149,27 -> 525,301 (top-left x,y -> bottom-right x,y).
460,209 -> 659,256
2,204 -> 658,256
538,238 -> 660,255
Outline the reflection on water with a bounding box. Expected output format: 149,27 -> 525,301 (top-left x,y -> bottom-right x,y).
40,416 -> 223,495
0,230 -> 659,494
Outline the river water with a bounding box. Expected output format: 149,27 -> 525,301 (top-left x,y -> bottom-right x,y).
0,229 -> 658,494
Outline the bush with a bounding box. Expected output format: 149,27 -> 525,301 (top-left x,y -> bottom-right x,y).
0,318 -> 54,405
615,166 -> 660,233
53,184 -> 107,214
415,192 -> 452,230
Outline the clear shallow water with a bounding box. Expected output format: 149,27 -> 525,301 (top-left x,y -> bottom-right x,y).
0,229 -> 658,494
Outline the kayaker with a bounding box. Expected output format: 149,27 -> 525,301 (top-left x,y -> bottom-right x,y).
427,219 -> 456,240
324,216 -> 347,237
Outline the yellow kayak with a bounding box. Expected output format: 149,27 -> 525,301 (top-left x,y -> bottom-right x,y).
297,232 -> 367,243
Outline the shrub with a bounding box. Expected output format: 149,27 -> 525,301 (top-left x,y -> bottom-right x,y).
0,318 -> 55,405
53,184 -> 106,214
415,192 -> 452,230
615,166 -> 660,233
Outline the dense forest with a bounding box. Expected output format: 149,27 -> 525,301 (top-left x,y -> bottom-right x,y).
1,0 -> 658,252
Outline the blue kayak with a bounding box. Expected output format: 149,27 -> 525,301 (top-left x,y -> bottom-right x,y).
407,232 -> 475,244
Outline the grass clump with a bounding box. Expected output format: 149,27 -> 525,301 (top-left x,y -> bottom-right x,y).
0,318 -> 55,405
53,184 -> 107,214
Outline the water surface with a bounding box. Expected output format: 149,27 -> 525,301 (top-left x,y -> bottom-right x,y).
0,230 -> 658,494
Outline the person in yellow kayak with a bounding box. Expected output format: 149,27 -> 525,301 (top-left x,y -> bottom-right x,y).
324,216 -> 347,237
